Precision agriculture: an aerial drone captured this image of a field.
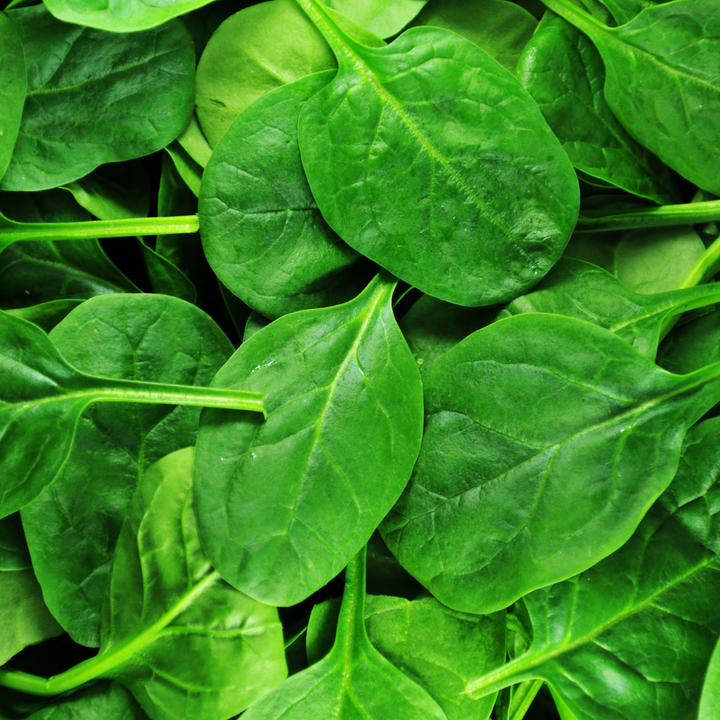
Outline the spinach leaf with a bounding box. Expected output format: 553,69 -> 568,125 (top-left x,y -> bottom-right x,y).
195,0 -> 336,148
165,142 -> 202,197
541,0 -> 720,194
0,310 -> 264,520
0,513 -> 29,570
20,292 -> 234,647
382,313 -> 720,614
500,257 -> 720,358
199,70 -> 369,319
241,548 -> 448,720
410,0 -> 538,73
1,6 -> 195,191
43,0 -> 218,32
517,12 -> 678,204
194,273 -> 423,606
0,13 -> 25,183
466,417 -> 720,720
0,449 -> 288,720
5,299 -> 84,333
24,682 -> 149,720
700,638 -> 720,720
176,115 -> 213,169
296,0 -> 579,305
658,308 -> 720,374
321,0 -> 428,37
308,593 -> 505,720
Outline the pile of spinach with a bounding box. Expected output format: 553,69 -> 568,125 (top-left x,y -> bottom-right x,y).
1,0 -> 720,718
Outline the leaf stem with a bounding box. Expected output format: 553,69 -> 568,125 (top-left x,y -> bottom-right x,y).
334,546 -> 368,656
509,679 -> 544,720
0,571 -> 221,695
576,199 -> 720,233
0,215 -> 199,243
539,0 -> 606,34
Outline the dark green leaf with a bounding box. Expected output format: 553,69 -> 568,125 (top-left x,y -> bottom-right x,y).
1,6 -> 195,191
658,308 -> 720,374
242,310 -> 270,342
43,0 -> 218,32
20,293 -> 233,646
296,0 -> 579,305
467,417 -> 720,720
99,448 -> 287,720
366,530 -> 424,598
0,13 -> 25,183
542,0 -> 720,194
382,313 -> 720,613
194,273 -> 423,606
500,257 -> 720,358
165,142 -> 202,198
517,12 -> 678,204
0,514 -> 29,570
241,548 -> 448,720
26,682 -> 149,720
199,70 -> 369,319
138,240 -> 197,305
410,0 -> 537,73
5,299 -> 84,332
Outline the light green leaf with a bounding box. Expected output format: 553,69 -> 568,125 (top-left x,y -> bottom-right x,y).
382,313 -> 720,614
700,638 -> 720,720
194,273 -> 424,606
296,0 -> 579,305
0,13 -> 25,183
322,0 -> 428,37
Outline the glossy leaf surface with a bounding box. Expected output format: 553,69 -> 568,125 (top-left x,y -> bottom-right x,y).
517,12 -> 677,204
382,313 -> 720,614
542,0 -> 720,194
242,548 -> 448,720
297,0 -> 579,305
308,593 -> 505,720
322,0 -> 427,37
467,417 -> 720,720
199,71 -> 367,319
195,0 -> 336,148
21,293 -> 233,647
0,14 -> 25,183
99,448 -> 287,720
0,310 -> 263,520
1,6 -> 195,191
500,257 -> 720,358
195,274 -> 423,606
410,0 -> 537,73
43,0 -> 218,32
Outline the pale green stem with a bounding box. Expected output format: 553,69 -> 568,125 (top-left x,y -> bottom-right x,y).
509,679 -> 544,720
576,200 -> 720,233
0,215 -> 198,243
0,571 -> 220,695
539,0 -> 606,34
334,546 -> 368,655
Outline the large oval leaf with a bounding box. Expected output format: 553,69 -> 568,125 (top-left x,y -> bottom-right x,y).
296,0 -> 579,305
382,313 -> 720,613
194,273 -> 423,606
1,5 -> 195,191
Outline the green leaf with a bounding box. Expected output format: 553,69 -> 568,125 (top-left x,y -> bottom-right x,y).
138,239 -> 197,305
5,299 -> 84,332
195,0 -> 337,148
322,0 -> 428,37
658,308 -> 720,374
241,548 -> 448,720
399,294 -> 496,374
308,593 -> 505,720
43,0 -> 218,32
0,309 -> 264,520
176,114 -> 213,169
98,448 -> 287,720
25,682 -> 149,720
409,0 -> 538,73
541,0 -> 720,194
165,142 -> 202,198
516,12 -> 678,204
466,417 -> 720,720
500,257 -> 720,358
0,13 -> 25,183
0,568 -> 63,666
194,273 -> 424,606
1,5 -> 195,191
20,293 -> 234,647
296,0 -> 579,305
243,310 -> 270,342
199,70 -> 369,320
382,313 -> 720,614
0,514 -> 30,570
700,638 -> 720,720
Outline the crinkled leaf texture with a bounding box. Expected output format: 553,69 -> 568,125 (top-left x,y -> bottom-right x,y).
468,416 -> 720,720
199,70 -> 367,320
382,313 -> 720,613
1,5 -> 195,191
242,548 -> 448,720
194,273 -> 424,606
100,448 -> 287,720
21,293 -> 233,647
500,257 -> 720,358
297,1 -> 579,305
